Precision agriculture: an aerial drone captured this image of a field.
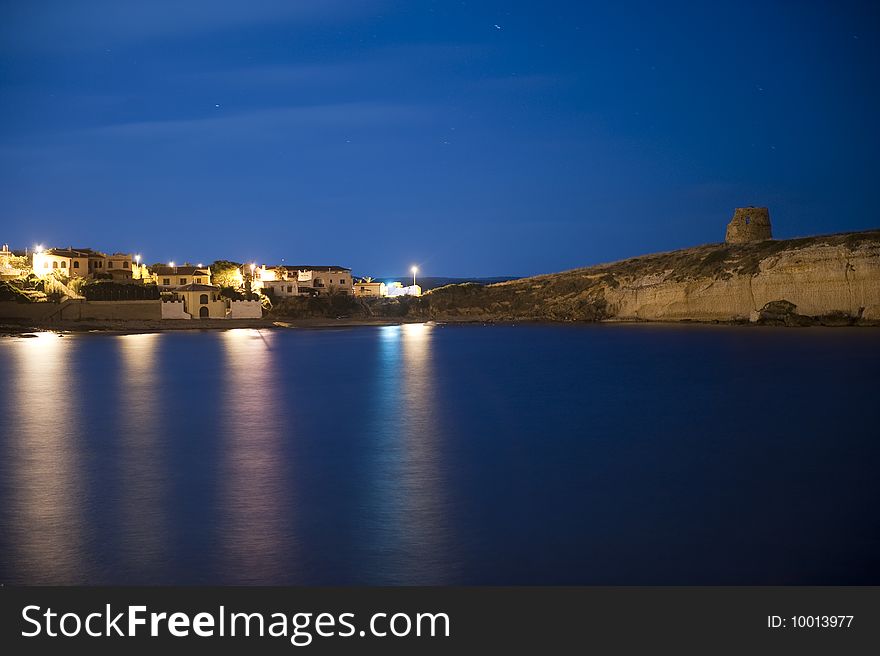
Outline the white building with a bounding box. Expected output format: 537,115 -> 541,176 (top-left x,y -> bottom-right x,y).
262,279 -> 299,297
385,282 -> 422,297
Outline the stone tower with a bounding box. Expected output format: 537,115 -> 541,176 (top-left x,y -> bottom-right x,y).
725,207 -> 772,244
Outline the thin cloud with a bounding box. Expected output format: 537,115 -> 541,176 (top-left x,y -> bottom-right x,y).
177,43 -> 485,87
79,102 -> 433,140
0,0 -> 382,53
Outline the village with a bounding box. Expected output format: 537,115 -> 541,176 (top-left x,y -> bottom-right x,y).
0,243 -> 422,321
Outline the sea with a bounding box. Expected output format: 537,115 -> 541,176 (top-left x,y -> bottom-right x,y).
1,323 -> 878,585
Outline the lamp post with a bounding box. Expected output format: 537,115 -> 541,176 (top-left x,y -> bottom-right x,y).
411,265 -> 418,287
135,254 -> 141,279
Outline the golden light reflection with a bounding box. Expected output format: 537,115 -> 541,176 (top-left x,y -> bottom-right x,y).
368,322 -> 457,583
219,329 -> 293,582
5,333 -> 85,583
116,332 -> 168,580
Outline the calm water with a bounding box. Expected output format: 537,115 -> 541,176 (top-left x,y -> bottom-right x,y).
0,323 -> 878,585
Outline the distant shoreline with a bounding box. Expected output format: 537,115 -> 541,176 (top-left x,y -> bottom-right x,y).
4,229 -> 880,333
3,315 -> 878,338
0,317 -> 426,336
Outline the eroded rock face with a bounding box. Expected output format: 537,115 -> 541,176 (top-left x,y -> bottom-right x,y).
420,231 -> 880,325
725,207 -> 772,243
606,241 -> 880,322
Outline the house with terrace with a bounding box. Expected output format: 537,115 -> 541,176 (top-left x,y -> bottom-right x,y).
152,265 -> 212,290
31,247 -> 139,280
252,265 -> 353,297
286,265 -> 353,295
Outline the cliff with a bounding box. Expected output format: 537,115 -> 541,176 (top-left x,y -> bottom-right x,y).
418,230 -> 880,325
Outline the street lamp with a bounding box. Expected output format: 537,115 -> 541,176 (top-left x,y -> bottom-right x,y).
169,261 -> 175,268
411,265 -> 418,287
135,254 -> 141,279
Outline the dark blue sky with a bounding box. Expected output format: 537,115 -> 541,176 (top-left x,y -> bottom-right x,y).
1,1 -> 878,276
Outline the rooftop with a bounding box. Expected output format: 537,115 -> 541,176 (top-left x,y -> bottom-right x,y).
153,266 -> 211,276
280,265 -> 351,272
45,247 -> 103,258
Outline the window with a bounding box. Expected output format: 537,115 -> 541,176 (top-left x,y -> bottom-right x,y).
108,261 -> 114,268
163,278 -> 170,286
123,261 -> 129,267
60,261 -> 66,268
199,294 -> 209,304
287,286 -> 293,293
43,261 -> 49,268
195,277 -> 202,283
52,261 -> 58,269
73,261 -> 80,268
339,277 -> 346,284
180,278 -> 187,285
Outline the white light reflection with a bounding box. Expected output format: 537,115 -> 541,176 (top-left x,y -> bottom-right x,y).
4,333 -> 86,583
365,323 -> 457,584
116,333 -> 169,581
219,329 -> 294,582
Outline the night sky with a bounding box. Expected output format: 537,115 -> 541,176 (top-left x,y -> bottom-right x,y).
1,1 -> 878,276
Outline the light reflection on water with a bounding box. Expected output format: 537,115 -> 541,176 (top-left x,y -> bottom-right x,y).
3,333 -> 86,583
1,324 -> 879,585
363,323 -> 457,584
218,329 -> 294,583
116,333 -> 168,581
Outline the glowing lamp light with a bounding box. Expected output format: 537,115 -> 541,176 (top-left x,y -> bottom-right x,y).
410,265 -> 418,286
169,261 -> 175,268
35,244 -> 44,254
135,254 -> 141,264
